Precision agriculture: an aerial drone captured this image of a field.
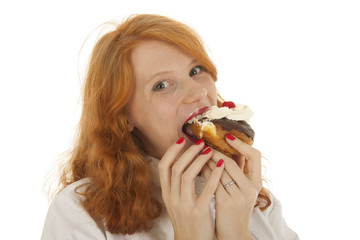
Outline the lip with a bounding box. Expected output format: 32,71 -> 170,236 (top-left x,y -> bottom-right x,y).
184,106 -> 211,124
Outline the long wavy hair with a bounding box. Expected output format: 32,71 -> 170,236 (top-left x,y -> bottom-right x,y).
58,14 -> 270,234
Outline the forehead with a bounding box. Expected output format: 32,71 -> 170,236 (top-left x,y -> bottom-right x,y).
131,40 -> 193,79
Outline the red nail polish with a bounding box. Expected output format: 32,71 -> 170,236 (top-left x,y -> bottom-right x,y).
216,159 -> 224,167
176,137 -> 184,144
195,139 -> 204,145
203,144 -> 208,149
202,148 -> 211,155
226,134 -> 235,141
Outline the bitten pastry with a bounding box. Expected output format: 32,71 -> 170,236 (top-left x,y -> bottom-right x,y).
182,101 -> 255,158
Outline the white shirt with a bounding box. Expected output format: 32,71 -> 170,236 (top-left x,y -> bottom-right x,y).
41,157 -> 299,240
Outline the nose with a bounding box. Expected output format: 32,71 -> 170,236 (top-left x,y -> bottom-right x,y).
182,78 -> 208,104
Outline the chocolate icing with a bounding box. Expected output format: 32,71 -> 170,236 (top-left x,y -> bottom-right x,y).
211,119 -> 255,140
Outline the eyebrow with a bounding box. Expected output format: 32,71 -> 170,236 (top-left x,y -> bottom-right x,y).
149,70 -> 172,82
148,59 -> 198,82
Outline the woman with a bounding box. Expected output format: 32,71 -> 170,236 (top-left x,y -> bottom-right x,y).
41,14 -> 299,240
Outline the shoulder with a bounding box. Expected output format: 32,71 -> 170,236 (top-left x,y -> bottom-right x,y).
41,178 -> 107,240
42,178 -> 170,240
48,178 -> 91,216
55,178 -> 90,202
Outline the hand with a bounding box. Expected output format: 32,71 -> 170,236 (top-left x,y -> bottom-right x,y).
202,134 -> 262,240
158,138 -> 225,240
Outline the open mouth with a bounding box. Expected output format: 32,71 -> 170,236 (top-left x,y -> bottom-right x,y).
182,106 -> 210,142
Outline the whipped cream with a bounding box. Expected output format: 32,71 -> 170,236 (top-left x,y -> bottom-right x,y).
189,104 -> 253,123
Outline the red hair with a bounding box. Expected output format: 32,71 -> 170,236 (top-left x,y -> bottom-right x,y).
58,14 -> 270,234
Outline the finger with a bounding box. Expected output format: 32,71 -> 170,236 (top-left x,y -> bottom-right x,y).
201,164 -> 212,180
197,158 -> 224,205
207,160 -> 239,196
170,139 -> 205,197
207,160 -> 231,183
225,134 -> 262,181
205,160 -> 231,199
233,155 -> 245,171
214,177 -> 230,200
158,137 -> 186,194
211,150 -> 249,186
181,147 -> 213,202
225,134 -> 261,160
212,152 -> 262,196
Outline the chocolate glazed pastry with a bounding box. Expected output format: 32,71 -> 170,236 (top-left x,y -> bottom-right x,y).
182,118 -> 255,158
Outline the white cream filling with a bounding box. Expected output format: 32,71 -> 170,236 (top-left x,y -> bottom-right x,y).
188,103 -> 253,124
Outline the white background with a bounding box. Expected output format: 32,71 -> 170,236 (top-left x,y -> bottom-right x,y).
1,0 -> 359,239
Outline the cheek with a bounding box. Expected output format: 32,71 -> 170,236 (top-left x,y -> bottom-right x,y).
206,80 -> 218,104
134,100 -> 177,132
141,101 -> 180,151
150,101 -> 180,138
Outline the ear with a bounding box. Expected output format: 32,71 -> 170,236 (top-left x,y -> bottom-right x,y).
127,119 -> 135,132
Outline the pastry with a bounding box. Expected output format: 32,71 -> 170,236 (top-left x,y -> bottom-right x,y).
182,101 -> 255,157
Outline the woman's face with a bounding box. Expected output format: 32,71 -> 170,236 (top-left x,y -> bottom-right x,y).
128,40 -> 217,159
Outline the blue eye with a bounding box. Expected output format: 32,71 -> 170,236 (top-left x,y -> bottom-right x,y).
189,65 -> 205,77
153,80 -> 170,91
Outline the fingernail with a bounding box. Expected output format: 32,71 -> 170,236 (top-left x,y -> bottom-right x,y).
195,139 -> 204,145
176,137 -> 184,144
226,134 -> 235,141
216,159 -> 224,167
203,144 -> 208,149
202,148 -> 211,155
